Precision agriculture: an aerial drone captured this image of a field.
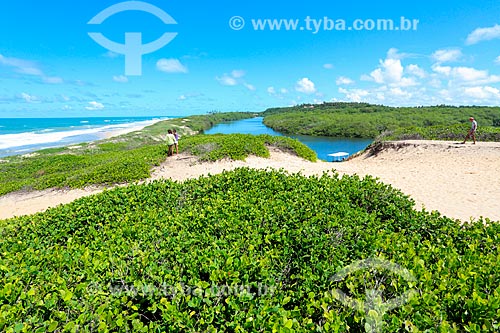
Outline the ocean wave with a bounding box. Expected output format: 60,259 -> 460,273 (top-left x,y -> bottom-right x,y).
0,119 -> 162,151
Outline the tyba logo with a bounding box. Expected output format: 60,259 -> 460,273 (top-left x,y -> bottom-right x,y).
88,1 -> 178,76
330,257 -> 418,333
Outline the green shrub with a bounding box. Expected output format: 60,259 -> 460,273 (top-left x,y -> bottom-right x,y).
377,124 -> 500,142
181,134 -> 317,162
0,169 -> 498,332
262,103 -> 500,139
0,134 -> 316,196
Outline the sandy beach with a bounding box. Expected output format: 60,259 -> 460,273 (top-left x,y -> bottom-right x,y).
100,119 -> 166,139
1,140 -> 499,222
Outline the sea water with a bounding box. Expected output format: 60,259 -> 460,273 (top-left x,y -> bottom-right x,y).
0,117 -> 167,158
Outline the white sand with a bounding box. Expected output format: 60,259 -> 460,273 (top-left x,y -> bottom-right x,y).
100,119 -> 166,139
1,140 -> 499,222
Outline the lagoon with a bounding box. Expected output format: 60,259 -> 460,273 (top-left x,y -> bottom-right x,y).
205,117 -> 372,161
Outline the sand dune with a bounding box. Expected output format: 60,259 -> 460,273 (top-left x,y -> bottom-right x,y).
1,140 -> 499,222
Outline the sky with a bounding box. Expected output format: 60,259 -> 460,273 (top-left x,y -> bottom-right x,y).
1,0 -> 500,117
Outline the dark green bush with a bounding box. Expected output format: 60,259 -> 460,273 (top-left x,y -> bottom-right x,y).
181,134 -> 317,162
1,169 -> 498,332
377,124 -> 500,142
262,104 -> 500,139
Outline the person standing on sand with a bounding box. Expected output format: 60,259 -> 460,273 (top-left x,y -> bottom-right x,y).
173,129 -> 179,154
166,129 -> 176,156
462,117 -> 477,144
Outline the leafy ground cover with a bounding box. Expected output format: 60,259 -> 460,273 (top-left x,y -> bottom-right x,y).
1,168 -> 498,332
0,132 -> 316,196
181,134 -> 317,162
377,124 -> 500,142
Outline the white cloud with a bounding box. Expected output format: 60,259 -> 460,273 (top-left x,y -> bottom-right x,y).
362,51 -> 423,89
268,86 -> 289,99
431,65 -> 452,76
0,53 -> 68,84
438,89 -> 453,102
406,64 -> 426,78
85,101 -> 104,111
428,78 -> 442,88
338,87 -> 369,102
432,65 -> 500,84
113,75 -> 129,83
361,49 -> 421,88
332,47 -> 500,106
463,86 -> 500,99
453,67 -> 490,81
44,76 -> 64,84
369,58 -> 404,84
295,77 -> 316,94
156,58 -> 188,73
466,24 -> 500,45
216,70 -> 255,89
231,70 -> 246,78
432,49 -> 462,63
495,56 -> 500,64
216,74 -> 238,86
244,83 -> 256,91
389,87 -> 412,98
177,92 -> 204,101
20,92 -> 38,103
386,48 -> 404,60
386,48 -> 415,60
323,63 -> 334,69
336,76 -> 354,85
0,54 -> 44,76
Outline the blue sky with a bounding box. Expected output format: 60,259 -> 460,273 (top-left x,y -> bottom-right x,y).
1,0 -> 500,117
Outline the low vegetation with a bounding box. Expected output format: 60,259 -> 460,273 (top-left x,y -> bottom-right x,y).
262,103 -> 500,139
377,124 -> 500,141
1,107 -> 499,332
181,134 -> 316,162
0,126 -> 316,196
1,168 -> 498,332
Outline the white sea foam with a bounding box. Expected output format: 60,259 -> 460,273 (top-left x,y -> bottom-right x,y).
0,119 -> 164,150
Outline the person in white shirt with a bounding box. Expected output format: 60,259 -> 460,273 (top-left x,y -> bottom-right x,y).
166,129 -> 176,156
461,117 -> 477,144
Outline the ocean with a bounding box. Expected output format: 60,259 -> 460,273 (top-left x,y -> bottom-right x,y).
0,117 -> 168,158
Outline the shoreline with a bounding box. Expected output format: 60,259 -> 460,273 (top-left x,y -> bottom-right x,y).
98,118 -> 165,139
1,140 -> 499,222
0,118 -> 167,158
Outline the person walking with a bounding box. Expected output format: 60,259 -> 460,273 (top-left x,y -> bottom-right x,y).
461,117 -> 477,144
166,129 -> 176,156
173,129 -> 179,155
